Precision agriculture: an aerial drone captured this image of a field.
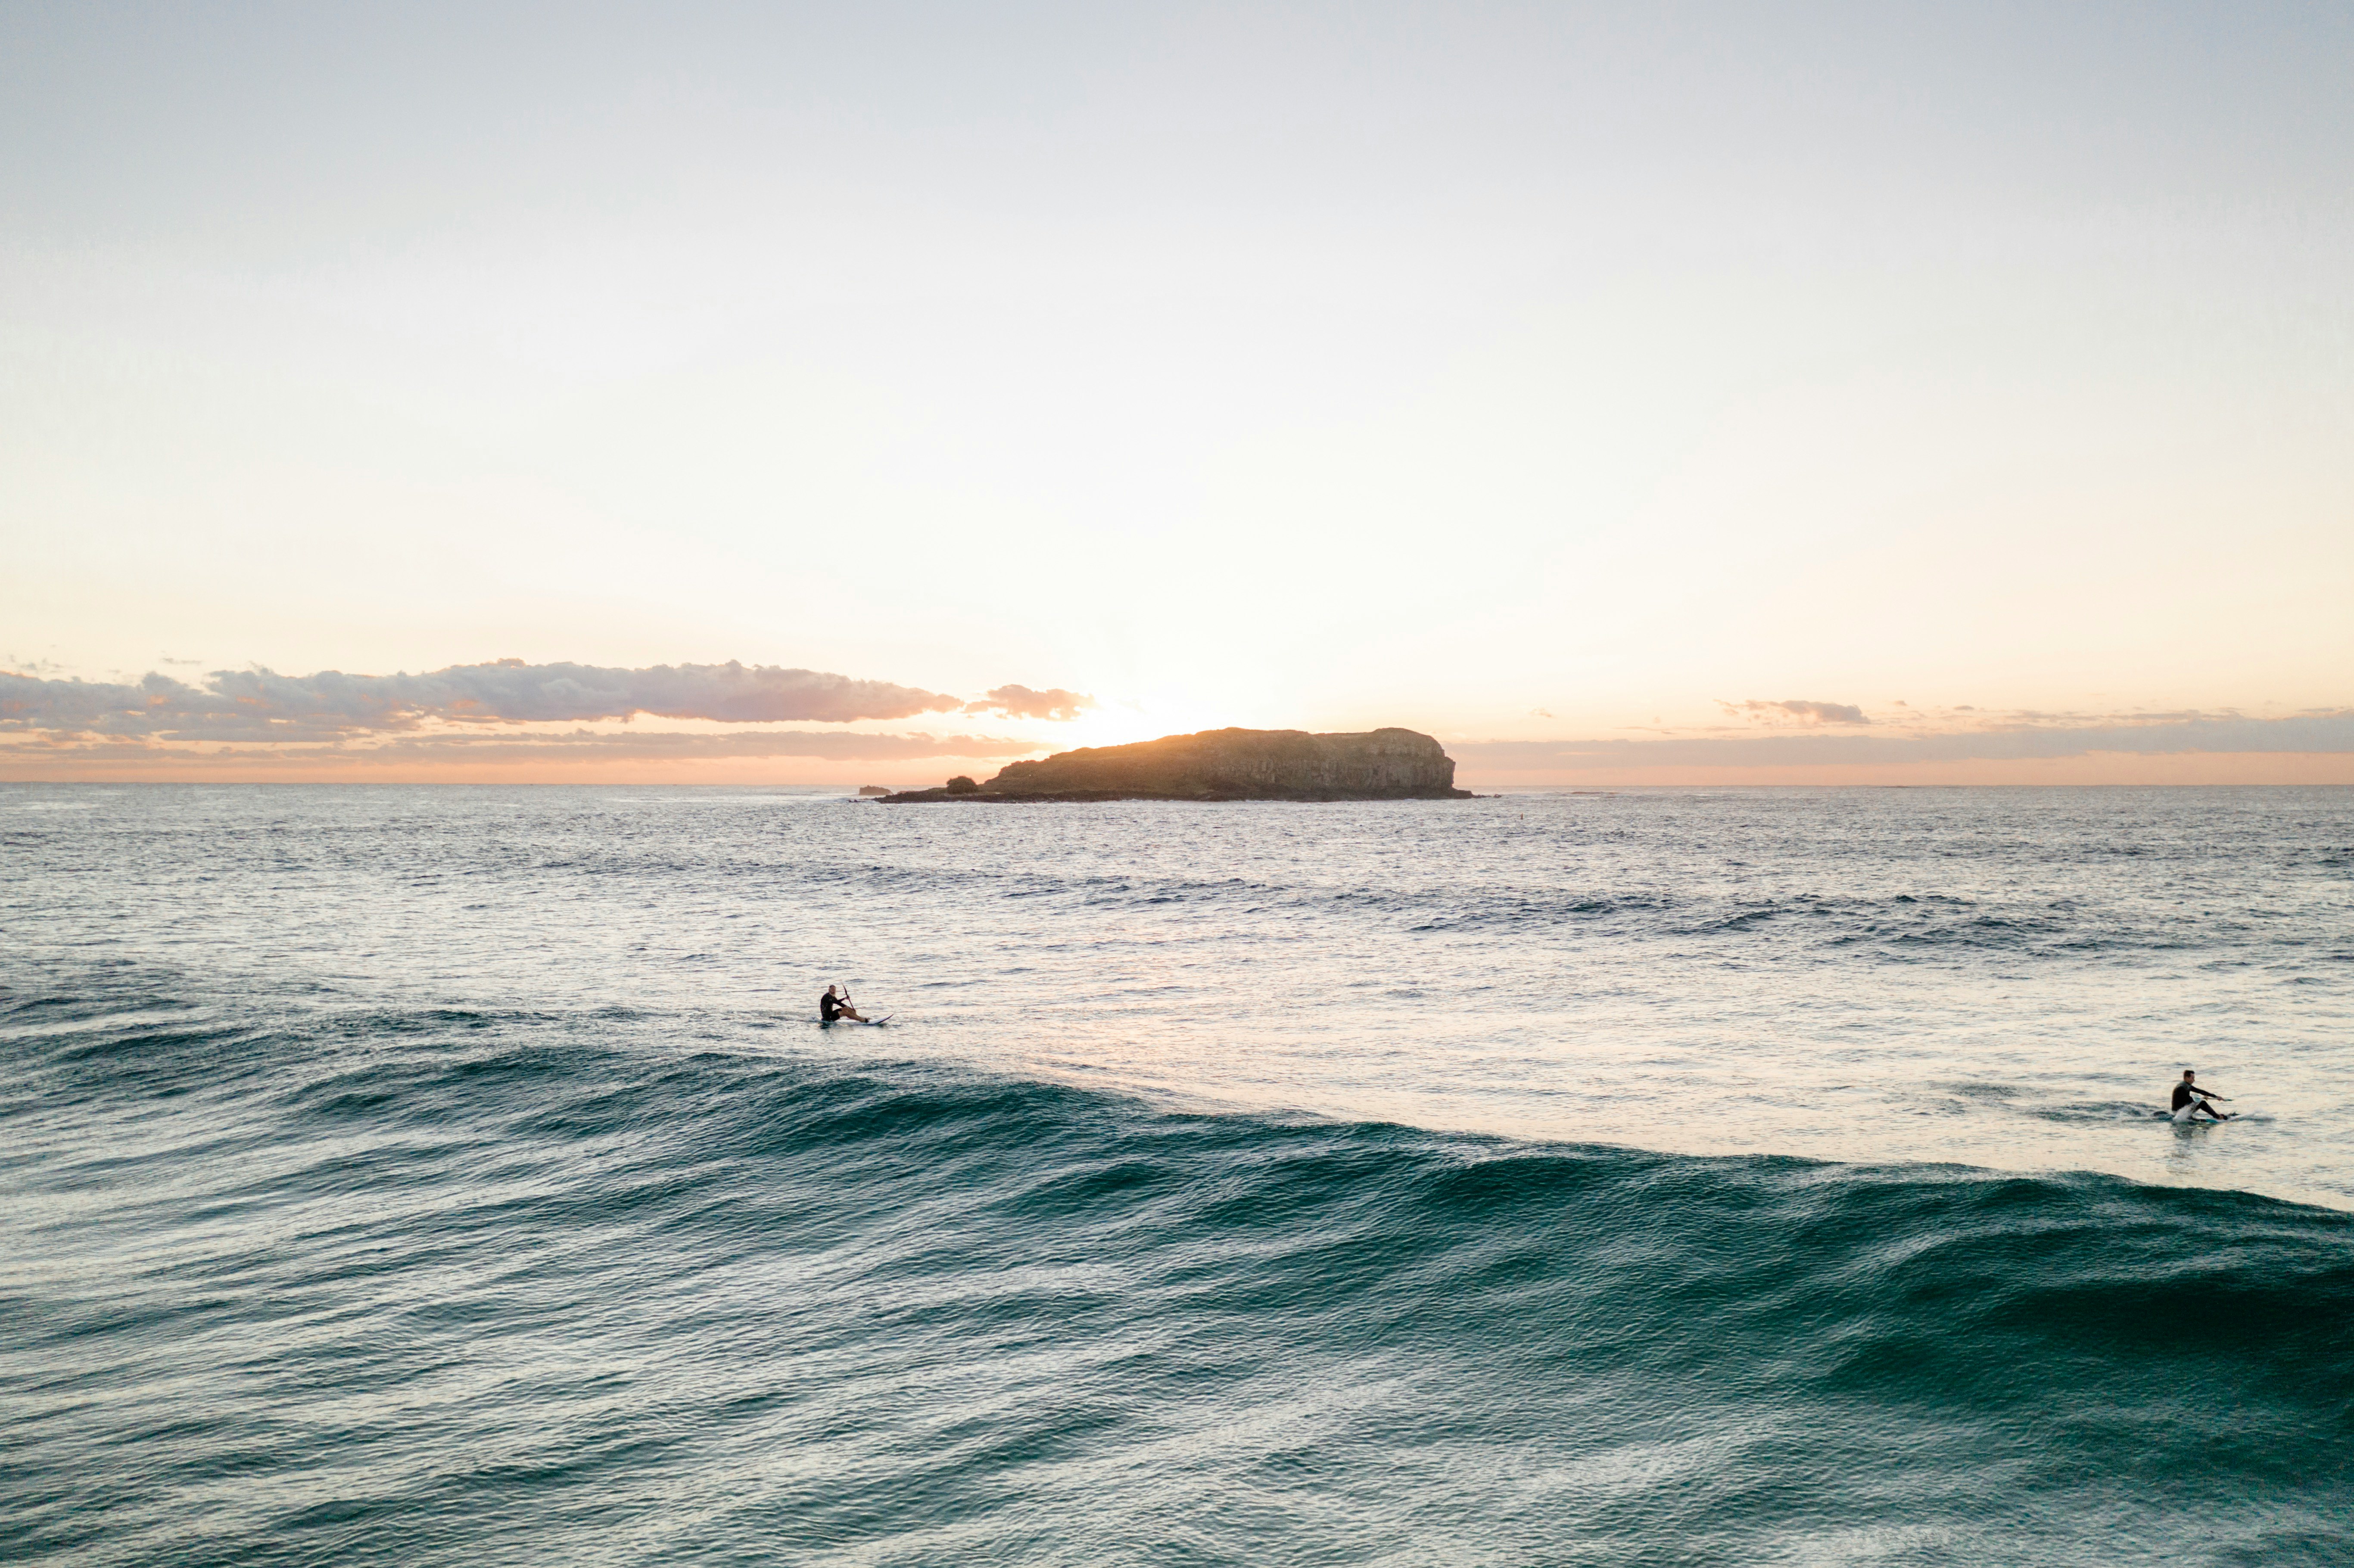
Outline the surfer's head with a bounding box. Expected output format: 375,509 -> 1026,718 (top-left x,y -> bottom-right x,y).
2183,1070 -> 2195,1081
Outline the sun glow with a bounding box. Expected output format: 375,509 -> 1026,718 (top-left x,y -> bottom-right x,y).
1036,691 -> 1274,756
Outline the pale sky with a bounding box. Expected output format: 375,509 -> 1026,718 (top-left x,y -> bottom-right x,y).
3,2 -> 2350,783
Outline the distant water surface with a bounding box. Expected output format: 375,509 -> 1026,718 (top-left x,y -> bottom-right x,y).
4,785 -> 2350,1565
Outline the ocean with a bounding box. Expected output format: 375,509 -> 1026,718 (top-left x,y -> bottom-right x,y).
5,784 -> 2350,1565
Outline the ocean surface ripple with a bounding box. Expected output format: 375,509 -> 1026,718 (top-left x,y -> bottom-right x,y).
4,785 -> 2351,1564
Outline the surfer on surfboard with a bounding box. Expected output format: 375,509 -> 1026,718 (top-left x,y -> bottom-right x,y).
820,985 -> 870,1024
2170,1070 -> 2231,1121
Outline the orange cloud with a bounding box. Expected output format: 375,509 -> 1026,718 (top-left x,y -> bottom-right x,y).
963,684 -> 1097,721
0,728 -> 1046,784
1454,710 -> 2354,785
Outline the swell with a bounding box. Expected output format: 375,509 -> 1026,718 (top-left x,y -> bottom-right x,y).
13,799 -> 2340,985
809,861 -> 2292,966
6,997 -> 2351,1565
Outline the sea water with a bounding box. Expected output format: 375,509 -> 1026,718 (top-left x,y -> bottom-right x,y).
4,784 -> 2350,1564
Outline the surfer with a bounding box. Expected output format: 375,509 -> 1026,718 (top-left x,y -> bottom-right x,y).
820,985 -> 869,1024
2171,1070 -> 2230,1121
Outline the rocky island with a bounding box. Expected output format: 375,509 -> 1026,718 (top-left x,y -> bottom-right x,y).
880,727 -> 1470,803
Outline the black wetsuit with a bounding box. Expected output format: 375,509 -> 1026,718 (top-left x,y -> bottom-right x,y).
820,992 -> 842,1022
2173,1082 -> 2196,1112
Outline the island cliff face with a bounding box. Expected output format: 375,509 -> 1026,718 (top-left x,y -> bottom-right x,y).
882,727 -> 1469,802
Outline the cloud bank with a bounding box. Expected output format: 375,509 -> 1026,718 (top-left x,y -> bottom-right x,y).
0,660 -> 979,740
1458,710 -> 2354,773
3,729 -> 1041,765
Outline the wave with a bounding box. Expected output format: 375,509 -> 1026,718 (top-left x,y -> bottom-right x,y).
6,994 -> 2351,1565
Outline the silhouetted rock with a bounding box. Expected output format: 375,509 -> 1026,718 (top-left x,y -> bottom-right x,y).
944,775 -> 981,794
856,785 -> 891,796
880,728 -> 1470,803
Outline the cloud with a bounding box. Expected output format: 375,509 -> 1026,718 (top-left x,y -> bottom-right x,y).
370,730 -> 1040,762
1721,699 -> 1870,726
963,684 -> 1096,721
0,660 -> 968,740
1456,709 -> 2354,770
0,728 -> 1044,769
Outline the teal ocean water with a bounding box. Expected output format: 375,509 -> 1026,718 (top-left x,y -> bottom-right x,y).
5,786 -> 2351,1564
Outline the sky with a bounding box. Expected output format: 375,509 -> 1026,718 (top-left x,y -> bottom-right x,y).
3,0 -> 2349,785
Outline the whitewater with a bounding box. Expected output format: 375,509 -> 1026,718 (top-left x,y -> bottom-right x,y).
5,784 -> 2351,1564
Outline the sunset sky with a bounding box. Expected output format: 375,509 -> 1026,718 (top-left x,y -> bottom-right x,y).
4,2 -> 2349,785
